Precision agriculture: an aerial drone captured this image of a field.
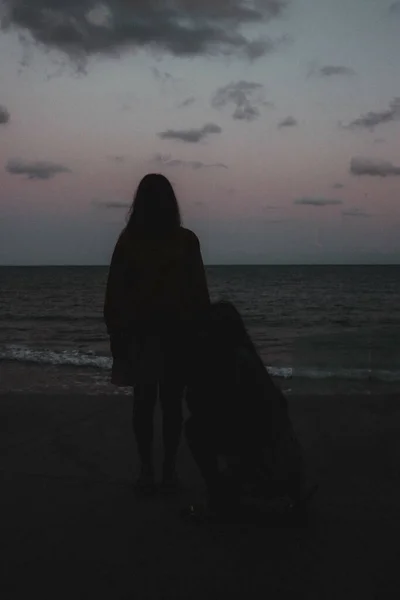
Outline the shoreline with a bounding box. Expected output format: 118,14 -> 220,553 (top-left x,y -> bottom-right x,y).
1,359 -> 399,396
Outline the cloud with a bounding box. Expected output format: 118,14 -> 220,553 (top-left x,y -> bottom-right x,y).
151,67 -> 181,90
5,158 -> 71,180
389,2 -> 400,14
0,105 -> 10,125
178,96 -> 196,108
158,122 -> 222,143
107,155 -> 125,163
294,198 -> 343,206
211,80 -> 271,121
350,157 -> 400,177
342,208 -> 371,218
151,67 -> 175,82
311,65 -> 356,77
374,138 -> 386,144
1,0 -> 288,67
278,116 -> 297,128
344,98 -> 400,131
153,153 -> 227,169
332,183 -> 345,189
93,199 -> 130,209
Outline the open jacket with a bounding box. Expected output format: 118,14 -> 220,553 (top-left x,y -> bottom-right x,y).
185,301 -> 304,495
104,226 -> 210,384
186,301 -> 291,447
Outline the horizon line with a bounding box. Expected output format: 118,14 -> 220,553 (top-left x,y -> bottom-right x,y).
0,263 -> 399,268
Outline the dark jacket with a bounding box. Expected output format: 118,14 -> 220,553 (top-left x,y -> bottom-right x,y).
186,302 -> 290,449
188,301 -> 305,497
104,226 -> 210,385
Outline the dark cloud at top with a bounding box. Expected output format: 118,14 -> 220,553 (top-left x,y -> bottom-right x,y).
178,96 -> 196,108
389,2 -> 400,14
154,153 -> 227,169
0,105 -> 10,125
278,116 -> 297,128
294,197 -> 343,206
1,0 -> 288,66
211,81 -> 271,121
350,157 -> 400,177
158,122 -> 222,143
344,98 -> 400,131
312,65 -> 356,77
5,158 -> 71,180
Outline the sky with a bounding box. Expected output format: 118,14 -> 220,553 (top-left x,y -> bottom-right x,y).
1,0 -> 400,265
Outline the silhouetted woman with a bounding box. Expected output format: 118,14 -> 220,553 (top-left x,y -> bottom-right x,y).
104,173 -> 210,490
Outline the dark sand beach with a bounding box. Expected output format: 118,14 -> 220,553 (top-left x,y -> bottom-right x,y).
2,392 -> 399,598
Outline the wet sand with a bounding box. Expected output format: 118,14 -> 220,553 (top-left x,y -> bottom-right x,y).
1,392 -> 400,598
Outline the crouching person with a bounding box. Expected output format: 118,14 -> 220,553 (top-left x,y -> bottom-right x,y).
184,301 -> 307,520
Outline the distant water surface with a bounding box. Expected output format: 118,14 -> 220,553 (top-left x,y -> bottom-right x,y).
1,265 -> 399,395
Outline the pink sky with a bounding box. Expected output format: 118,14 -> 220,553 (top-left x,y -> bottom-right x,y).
1,0 -> 400,264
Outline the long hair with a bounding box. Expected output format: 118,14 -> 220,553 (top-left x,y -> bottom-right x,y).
123,173 -> 182,238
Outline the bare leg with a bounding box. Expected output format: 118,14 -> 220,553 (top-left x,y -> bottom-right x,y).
132,383 -> 158,475
159,382 -> 184,479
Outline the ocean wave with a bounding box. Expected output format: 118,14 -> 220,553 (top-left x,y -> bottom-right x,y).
1,345 -> 400,383
0,345 -> 111,369
0,314 -> 103,323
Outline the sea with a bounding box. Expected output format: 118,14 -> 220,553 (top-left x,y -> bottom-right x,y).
1,265 -> 399,395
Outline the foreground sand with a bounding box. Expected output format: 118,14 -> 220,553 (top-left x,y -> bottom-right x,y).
1,392 -> 400,598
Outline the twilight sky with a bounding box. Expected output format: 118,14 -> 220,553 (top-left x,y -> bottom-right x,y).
1,0 -> 400,265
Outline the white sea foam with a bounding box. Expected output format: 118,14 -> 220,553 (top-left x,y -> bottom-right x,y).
0,345 -> 112,369
1,344 -> 400,383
